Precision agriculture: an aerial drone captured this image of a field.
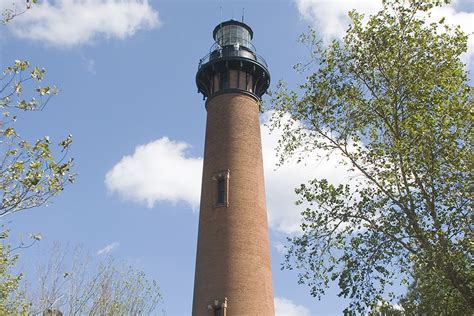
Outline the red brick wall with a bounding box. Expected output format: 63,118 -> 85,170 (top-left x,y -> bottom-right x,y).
192,92 -> 274,316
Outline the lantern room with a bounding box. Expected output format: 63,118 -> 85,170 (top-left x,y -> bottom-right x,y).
213,20 -> 253,48
196,20 -> 270,102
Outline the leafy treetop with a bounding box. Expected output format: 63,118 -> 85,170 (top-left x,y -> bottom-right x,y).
269,0 -> 472,313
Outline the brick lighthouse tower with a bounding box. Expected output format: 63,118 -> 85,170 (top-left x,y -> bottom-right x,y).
192,20 -> 274,316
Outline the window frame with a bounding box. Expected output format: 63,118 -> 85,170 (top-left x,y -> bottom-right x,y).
208,298 -> 228,316
213,170 -> 230,207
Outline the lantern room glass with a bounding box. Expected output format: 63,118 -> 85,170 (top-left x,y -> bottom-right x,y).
215,25 -> 252,49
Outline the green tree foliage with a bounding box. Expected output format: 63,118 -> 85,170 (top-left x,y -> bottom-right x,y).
398,261 -> 470,314
0,60 -> 75,217
269,0 -> 472,313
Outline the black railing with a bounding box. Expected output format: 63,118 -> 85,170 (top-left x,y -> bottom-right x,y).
198,41 -> 268,70
211,40 -> 257,53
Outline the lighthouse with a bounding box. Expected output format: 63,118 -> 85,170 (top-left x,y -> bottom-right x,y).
192,20 -> 274,316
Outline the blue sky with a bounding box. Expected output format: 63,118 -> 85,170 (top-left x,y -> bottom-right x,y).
1,0 -> 473,315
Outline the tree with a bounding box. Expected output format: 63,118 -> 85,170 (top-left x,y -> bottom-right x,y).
1,60 -> 75,217
398,261 -> 469,314
0,229 -> 31,314
0,59 -> 75,313
0,4 -> 75,311
269,0 -> 472,313
25,245 -> 163,315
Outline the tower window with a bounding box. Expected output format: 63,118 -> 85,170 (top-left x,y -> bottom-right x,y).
217,178 -> 226,204
209,298 -> 227,316
214,170 -> 230,207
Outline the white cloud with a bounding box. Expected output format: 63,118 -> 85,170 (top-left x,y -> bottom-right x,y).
294,0 -> 381,40
97,242 -> 120,255
294,0 -> 474,65
275,297 -> 311,316
5,0 -> 160,46
105,137 -> 202,210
